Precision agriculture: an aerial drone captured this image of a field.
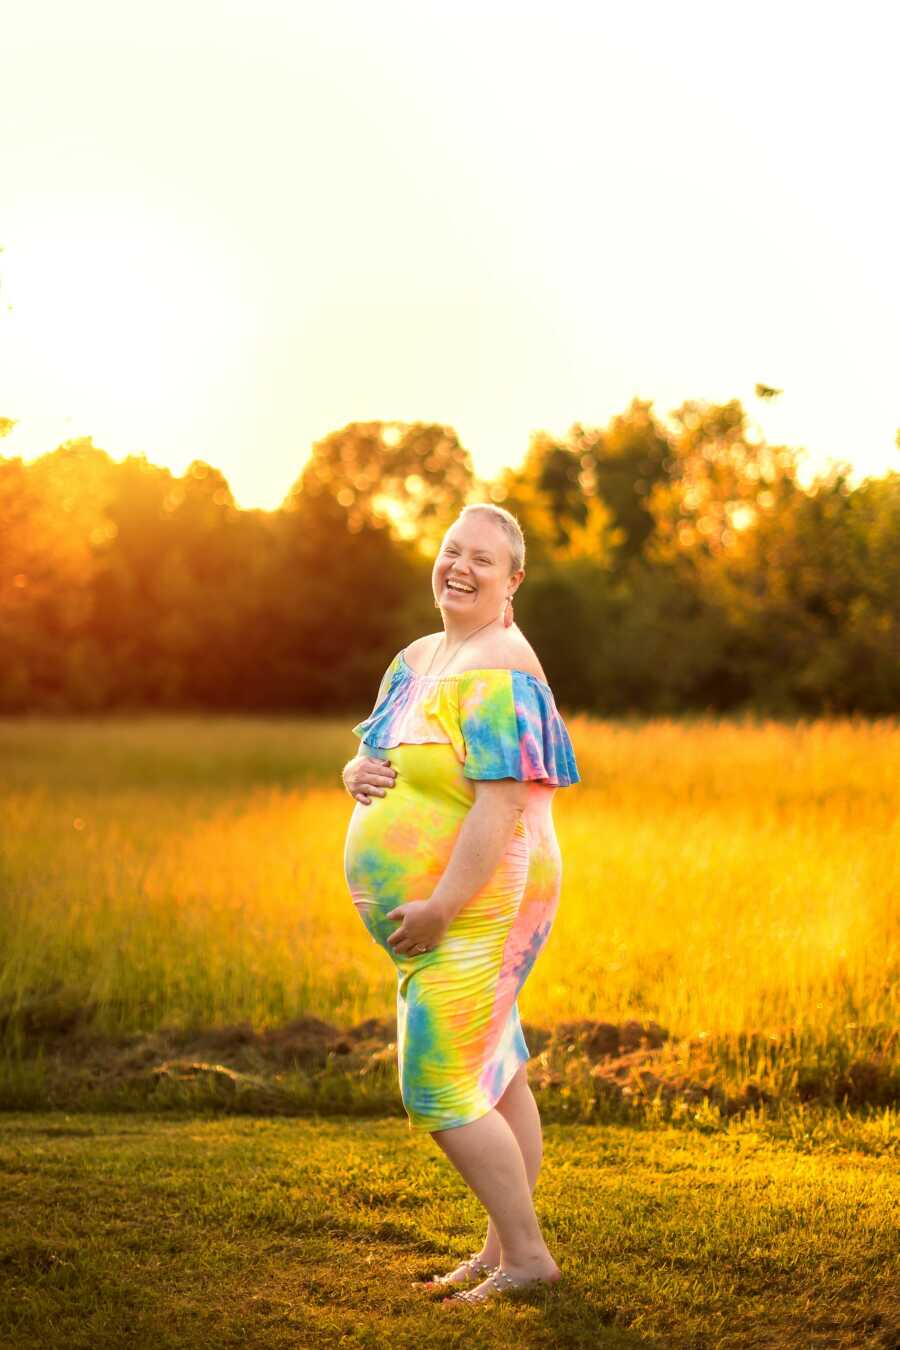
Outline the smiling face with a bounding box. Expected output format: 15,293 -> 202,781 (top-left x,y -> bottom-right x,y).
432,512 -> 524,623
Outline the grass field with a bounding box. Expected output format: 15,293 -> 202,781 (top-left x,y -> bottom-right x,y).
1,714 -> 897,1119
1,1110 -> 898,1348
1,715 -> 898,1346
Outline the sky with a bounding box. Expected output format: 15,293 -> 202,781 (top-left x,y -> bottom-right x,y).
1,0 -> 898,510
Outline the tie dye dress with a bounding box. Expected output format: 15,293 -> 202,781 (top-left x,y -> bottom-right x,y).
343,648 -> 580,1133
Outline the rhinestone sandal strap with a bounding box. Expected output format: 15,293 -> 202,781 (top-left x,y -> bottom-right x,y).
431,1253 -> 490,1286
450,1287 -> 483,1304
449,1268 -> 513,1304
447,1265 -> 540,1304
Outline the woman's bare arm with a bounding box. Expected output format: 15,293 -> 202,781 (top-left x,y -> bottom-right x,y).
429,780 -> 529,923
387,778 -> 530,952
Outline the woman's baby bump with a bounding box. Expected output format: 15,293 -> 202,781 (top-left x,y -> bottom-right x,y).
345,753 -> 532,949
344,746 -> 469,916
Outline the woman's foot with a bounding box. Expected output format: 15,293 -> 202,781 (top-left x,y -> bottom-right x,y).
413,1250 -> 497,1291
443,1257 -> 561,1305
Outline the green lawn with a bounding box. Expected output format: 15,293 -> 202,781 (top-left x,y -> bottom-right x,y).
1,1111 -> 897,1349
2,717 -> 898,1345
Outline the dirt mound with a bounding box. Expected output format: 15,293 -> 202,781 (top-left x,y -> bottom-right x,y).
5,999 -> 896,1116
547,1018 -> 669,1058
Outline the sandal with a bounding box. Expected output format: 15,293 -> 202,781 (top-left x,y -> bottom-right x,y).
445,1263 -> 560,1305
412,1251 -> 494,1291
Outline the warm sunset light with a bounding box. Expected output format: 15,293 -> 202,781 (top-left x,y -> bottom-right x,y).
2,13 -> 898,1337
1,2 -> 897,509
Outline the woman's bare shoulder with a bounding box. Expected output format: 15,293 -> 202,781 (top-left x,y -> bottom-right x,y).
473,632 -> 548,683
405,630 -> 548,682
403,632 -> 444,669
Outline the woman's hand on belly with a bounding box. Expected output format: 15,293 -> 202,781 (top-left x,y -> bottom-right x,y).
386,899 -> 449,956
342,754 -> 397,805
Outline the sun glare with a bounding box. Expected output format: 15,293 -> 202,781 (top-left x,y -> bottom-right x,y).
1,5 -> 897,507
1,199 -> 268,489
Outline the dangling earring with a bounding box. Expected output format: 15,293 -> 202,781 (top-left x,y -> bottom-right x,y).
503,595 -> 514,628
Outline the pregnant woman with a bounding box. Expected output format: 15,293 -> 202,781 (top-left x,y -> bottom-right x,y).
342,502 -> 580,1307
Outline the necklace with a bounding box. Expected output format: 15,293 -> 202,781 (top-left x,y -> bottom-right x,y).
424,616 -> 502,677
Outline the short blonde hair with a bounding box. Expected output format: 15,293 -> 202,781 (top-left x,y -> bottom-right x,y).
455,503 -> 525,574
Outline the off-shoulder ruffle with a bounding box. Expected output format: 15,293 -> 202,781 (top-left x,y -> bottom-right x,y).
457,669 -> 580,787
352,657 -> 579,788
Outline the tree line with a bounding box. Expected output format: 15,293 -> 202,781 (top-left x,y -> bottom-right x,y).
1,397 -> 898,715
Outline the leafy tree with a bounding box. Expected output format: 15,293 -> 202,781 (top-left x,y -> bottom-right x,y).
283,420 -> 475,555
487,431 -> 622,568
1,397 -> 897,715
569,399 -> 671,560
266,486 -> 425,709
0,439 -> 115,710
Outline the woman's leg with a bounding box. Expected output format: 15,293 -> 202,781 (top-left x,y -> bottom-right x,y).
430,1078 -> 558,1280
496,1063 -> 544,1183
474,1064 -> 543,1266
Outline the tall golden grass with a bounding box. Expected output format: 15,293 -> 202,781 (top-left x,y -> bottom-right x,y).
1,713 -> 896,1055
